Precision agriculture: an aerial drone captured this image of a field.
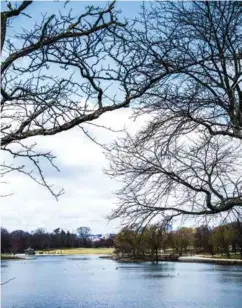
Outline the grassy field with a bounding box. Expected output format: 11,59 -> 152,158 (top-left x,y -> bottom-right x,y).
36,248 -> 114,255
1,254 -> 25,260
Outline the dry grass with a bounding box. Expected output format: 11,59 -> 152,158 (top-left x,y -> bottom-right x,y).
36,248 -> 114,255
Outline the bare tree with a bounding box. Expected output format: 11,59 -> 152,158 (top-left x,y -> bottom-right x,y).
106,1 -> 242,226
76,226 -> 91,247
1,1 -> 153,198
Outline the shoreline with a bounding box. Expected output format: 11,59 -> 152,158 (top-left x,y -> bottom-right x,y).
1,255 -> 26,260
100,255 -> 242,265
178,256 -> 242,265
2,253 -> 242,265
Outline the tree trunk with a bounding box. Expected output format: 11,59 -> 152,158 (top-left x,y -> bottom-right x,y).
224,246 -> 230,258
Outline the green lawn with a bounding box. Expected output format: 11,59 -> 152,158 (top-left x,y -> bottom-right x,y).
1,254 -> 25,260
36,247 -> 114,255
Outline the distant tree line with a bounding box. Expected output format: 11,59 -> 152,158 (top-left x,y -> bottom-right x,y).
115,221 -> 242,261
1,226 -> 115,253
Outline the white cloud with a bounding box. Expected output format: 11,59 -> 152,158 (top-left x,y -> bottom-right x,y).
1,108 -> 148,234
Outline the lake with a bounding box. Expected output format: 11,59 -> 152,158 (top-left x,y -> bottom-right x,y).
1,255 -> 242,308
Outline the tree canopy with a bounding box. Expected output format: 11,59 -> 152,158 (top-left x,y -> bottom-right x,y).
1,1 -> 155,197
106,1 -> 242,226
1,2 -> 241,228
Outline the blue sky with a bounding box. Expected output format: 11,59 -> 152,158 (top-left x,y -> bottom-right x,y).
1,1 -> 143,22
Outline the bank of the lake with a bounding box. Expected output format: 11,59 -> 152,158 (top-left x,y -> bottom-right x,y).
179,255 -> 242,265
1,248 -> 113,261
103,254 -> 242,265
35,247 -> 114,255
1,254 -> 26,260
2,250 -> 242,266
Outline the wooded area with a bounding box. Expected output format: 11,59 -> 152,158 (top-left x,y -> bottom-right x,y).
0,227 -> 114,253
115,221 -> 242,261
2,220 -> 242,260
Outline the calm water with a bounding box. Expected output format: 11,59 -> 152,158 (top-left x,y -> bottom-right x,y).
1,255 -> 242,308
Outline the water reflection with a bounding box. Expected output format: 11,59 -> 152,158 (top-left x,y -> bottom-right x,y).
145,274 -> 176,278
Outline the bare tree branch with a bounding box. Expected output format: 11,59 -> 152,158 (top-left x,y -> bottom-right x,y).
0,1 -> 132,197
105,1 -> 242,226
1,277 -> 16,286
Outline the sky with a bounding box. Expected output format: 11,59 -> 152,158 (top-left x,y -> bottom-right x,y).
1,0 -> 149,234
